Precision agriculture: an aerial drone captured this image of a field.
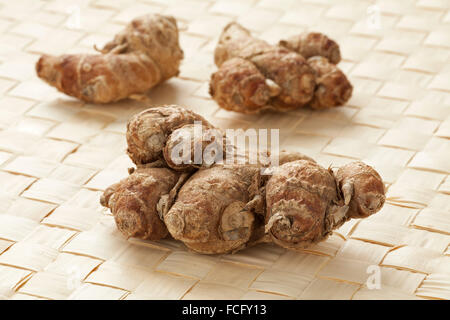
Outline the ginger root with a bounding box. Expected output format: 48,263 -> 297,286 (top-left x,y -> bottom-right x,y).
265,159 -> 384,249
279,32 -> 341,64
163,124 -> 228,171
209,23 -> 352,113
100,167 -> 185,240
126,105 -> 213,165
307,56 -> 353,110
36,14 -> 183,103
165,164 -> 264,254
101,105 -> 385,254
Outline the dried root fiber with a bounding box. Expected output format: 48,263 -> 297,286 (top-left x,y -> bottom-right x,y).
210,23 -> 352,114
36,14 -> 183,103
101,105 -> 385,254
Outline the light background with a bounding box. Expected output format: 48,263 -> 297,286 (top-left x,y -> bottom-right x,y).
0,0 -> 449,300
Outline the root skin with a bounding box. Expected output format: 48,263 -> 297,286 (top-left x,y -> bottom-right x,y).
102,106 -> 385,254
36,14 -> 183,103
210,23 -> 352,113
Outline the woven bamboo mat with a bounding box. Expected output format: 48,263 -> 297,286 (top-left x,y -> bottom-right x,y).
0,0 -> 448,300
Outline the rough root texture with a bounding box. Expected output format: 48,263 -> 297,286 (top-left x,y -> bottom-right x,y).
101,105 -> 385,254
126,105 -> 212,165
163,124 -> 227,170
265,160 -> 337,248
209,22 -> 352,114
307,56 -> 353,110
165,165 -> 263,254
100,167 -> 181,240
36,14 -> 183,103
279,32 -> 341,64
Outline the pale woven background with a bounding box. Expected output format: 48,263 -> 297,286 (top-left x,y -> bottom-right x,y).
0,0 -> 448,300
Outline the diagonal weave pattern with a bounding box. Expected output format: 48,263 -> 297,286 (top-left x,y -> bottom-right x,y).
0,0 -> 449,300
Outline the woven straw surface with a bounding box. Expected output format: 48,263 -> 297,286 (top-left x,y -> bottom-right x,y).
0,0 -> 449,300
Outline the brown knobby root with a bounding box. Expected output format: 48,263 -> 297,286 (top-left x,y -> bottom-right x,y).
264,159 -> 384,249
100,167 -> 184,240
307,56 -> 353,110
209,57 -> 277,114
163,124 -> 228,170
209,22 -> 352,114
164,164 -> 265,254
211,22 -> 315,113
335,161 -> 385,219
126,105 -> 212,165
36,14 -> 183,103
265,160 -> 337,248
279,32 -> 341,64
101,105 -> 385,254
